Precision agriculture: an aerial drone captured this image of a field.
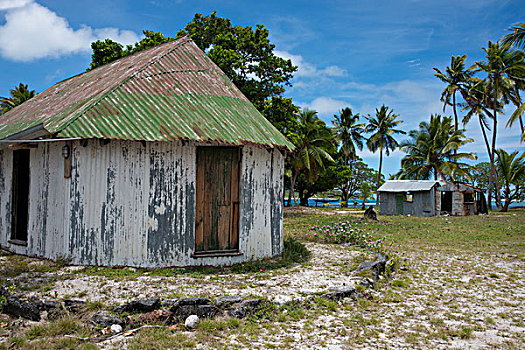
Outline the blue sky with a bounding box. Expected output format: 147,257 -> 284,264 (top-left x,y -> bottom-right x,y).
0,0 -> 524,176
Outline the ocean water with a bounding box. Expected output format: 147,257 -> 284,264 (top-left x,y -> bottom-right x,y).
287,198 -> 525,208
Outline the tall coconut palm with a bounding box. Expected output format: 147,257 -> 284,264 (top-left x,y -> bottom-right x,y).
502,22 -> 525,50
0,83 -> 36,114
475,41 -> 525,208
460,77 -> 503,209
398,115 -> 477,180
434,55 -> 474,133
495,149 -> 525,212
288,108 -> 334,206
365,105 -> 405,200
332,107 -> 364,206
332,107 -> 364,166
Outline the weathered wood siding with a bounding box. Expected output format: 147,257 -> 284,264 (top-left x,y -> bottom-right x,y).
0,141 -> 284,267
379,190 -> 438,216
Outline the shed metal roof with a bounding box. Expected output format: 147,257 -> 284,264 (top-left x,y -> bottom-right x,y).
0,37 -> 294,150
378,180 -> 441,192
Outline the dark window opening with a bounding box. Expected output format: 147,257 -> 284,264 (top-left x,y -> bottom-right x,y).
11,149 -> 30,243
464,193 -> 474,204
441,191 -> 452,212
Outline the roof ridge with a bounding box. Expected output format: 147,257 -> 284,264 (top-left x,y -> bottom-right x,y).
52,36 -> 192,135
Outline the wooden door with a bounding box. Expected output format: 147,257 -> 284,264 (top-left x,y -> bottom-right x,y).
195,147 -> 240,253
395,195 -> 404,215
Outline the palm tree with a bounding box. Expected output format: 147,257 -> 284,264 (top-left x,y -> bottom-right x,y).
398,115 -> 477,180
434,55 -> 474,133
502,22 -> 525,50
332,107 -> 364,166
1,83 -> 36,114
288,108 -> 334,206
332,107 -> 364,207
475,41 -> 525,208
503,48 -> 525,141
495,149 -> 525,212
460,77 -> 503,209
365,105 -> 405,200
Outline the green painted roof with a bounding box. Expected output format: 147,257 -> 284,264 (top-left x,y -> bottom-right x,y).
0,37 -> 293,150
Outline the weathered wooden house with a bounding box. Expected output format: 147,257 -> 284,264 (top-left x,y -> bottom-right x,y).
378,180 -> 441,216
438,182 -> 488,216
0,37 -> 293,267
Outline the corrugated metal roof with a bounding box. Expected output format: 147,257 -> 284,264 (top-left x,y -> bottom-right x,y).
378,180 -> 441,192
0,37 -> 294,150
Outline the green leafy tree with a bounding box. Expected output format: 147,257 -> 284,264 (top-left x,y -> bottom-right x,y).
398,115 -> 476,180
287,109 -> 334,206
322,154 -> 369,206
434,55 -> 474,134
365,105 -> 405,199
358,181 -> 375,210
495,149 -> 525,212
295,169 -> 339,206
89,30 -> 173,70
261,96 -> 300,140
177,11 -> 297,110
1,83 -> 36,114
89,39 -> 127,70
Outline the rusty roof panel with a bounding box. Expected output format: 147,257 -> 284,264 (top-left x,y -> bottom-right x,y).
0,37 -> 293,150
378,180 -> 441,192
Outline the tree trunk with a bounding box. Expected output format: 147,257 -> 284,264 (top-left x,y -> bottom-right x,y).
376,146 -> 383,206
491,107 -> 502,209
500,185 -> 511,212
514,86 -> 525,136
478,114 -> 493,210
453,91 -> 458,156
290,171 -> 299,207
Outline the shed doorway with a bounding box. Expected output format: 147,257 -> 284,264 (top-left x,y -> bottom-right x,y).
194,147 -> 240,255
11,149 -> 30,244
441,191 -> 452,212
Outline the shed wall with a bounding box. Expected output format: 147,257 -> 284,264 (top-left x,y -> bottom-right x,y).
379,189 -> 437,216
0,141 -> 284,267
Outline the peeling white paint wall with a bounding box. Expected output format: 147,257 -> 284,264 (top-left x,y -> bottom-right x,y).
0,141 -> 284,267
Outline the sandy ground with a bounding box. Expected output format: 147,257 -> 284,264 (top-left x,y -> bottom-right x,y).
2,240 -> 524,349
42,243 -> 365,305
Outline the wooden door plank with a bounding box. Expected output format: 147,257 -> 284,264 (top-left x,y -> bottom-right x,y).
229,148 -> 241,249
195,148 -> 205,251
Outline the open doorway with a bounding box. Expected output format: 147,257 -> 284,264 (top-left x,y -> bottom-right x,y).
11,149 -> 30,244
441,191 -> 452,213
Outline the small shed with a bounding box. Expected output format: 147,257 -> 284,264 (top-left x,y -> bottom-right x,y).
437,182 -> 488,216
0,37 -> 294,267
378,180 -> 441,216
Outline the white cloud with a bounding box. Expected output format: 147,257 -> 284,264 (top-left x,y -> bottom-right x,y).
300,97 -> 350,116
0,0 -> 30,10
0,1 -> 140,61
275,50 -> 346,78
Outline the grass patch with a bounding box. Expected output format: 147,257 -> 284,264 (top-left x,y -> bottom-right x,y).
127,327 -> 196,350
76,238 -> 310,278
